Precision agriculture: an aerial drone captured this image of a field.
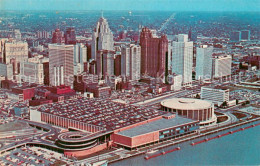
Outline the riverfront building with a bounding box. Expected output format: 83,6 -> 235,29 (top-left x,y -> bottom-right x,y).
161,98 -> 217,126
30,97 -> 200,157
112,114 -> 199,150
201,86 -> 230,106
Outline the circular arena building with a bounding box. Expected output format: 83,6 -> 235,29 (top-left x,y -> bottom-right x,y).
161,98 -> 217,126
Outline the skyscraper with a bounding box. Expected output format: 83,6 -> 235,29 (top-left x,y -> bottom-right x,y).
241,30 -> 250,41
73,43 -> 87,74
121,44 -> 141,81
196,45 -> 213,80
96,50 -> 115,79
140,27 -> 168,78
52,29 -> 64,44
91,16 -> 114,60
48,44 -> 74,87
65,27 -> 76,44
172,34 -> 193,85
3,41 -> 28,75
230,31 -> 241,42
212,55 -> 232,78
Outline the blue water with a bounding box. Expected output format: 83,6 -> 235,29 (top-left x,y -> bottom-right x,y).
110,123 -> 260,166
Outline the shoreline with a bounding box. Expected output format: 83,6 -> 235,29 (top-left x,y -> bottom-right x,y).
108,117 -> 260,164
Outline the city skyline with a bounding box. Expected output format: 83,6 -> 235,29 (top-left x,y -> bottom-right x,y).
0,0 -> 259,12
0,5 -> 259,166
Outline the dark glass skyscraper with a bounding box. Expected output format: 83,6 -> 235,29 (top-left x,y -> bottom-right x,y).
65,27 -> 76,44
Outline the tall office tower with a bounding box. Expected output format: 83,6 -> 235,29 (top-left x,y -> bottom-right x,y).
230,31 -> 241,42
3,41 -> 28,75
140,27 -> 168,78
212,55 -> 232,78
241,30 -> 250,40
91,16 -> 114,60
121,44 -> 141,81
65,27 -> 76,44
52,28 -> 64,44
196,45 -> 213,80
73,43 -> 87,75
172,34 -> 193,85
14,29 -> 22,41
48,44 -> 74,87
114,54 -> 121,76
96,50 -> 115,79
74,43 -> 87,64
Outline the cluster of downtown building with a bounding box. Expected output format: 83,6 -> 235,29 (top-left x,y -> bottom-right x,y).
0,13 -> 259,158
1,16 -> 237,90
0,13 -> 258,106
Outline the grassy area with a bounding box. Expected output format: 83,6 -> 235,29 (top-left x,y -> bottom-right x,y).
0,120 -> 30,132
217,116 -> 228,123
215,112 -> 224,116
232,112 -> 247,119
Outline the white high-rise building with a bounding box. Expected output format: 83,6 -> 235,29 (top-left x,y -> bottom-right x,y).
49,44 -> 74,87
196,45 -> 213,80
91,16 -> 114,60
172,34 -> 193,85
74,43 -> 87,74
121,44 -> 141,81
20,61 -> 44,84
212,55 -> 232,78
3,41 -> 28,75
96,50 -> 115,79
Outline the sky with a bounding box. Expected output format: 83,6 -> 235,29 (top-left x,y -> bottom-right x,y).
0,0 -> 259,11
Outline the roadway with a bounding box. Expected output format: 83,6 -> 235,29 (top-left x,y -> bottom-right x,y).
0,119 -> 62,154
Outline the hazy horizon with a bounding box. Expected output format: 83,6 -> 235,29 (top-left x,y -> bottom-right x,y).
0,0 -> 259,12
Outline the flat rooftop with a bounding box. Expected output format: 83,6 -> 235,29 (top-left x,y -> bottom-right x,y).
161,98 -> 212,110
117,116 -> 197,137
38,97 -> 165,130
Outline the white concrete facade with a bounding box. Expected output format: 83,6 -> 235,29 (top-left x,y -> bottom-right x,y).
172,34 -> 193,85
196,45 -> 213,80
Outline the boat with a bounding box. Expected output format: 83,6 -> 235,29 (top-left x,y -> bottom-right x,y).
92,160 -> 108,166
146,149 -> 159,154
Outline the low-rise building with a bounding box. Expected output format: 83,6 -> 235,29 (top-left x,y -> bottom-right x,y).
201,87 -> 230,106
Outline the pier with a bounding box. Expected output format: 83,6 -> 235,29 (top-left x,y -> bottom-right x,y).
191,123 -> 260,146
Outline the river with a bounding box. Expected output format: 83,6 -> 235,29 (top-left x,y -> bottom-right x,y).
110,122 -> 260,166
